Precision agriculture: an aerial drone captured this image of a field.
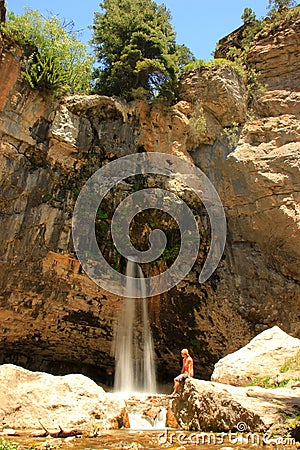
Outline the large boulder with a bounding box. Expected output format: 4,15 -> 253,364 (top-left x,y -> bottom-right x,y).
179,64 -> 247,127
0,364 -> 129,436
172,377 -> 300,433
211,326 -> 300,386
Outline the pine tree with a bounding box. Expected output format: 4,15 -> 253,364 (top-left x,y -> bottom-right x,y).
241,7 -> 256,24
91,0 -> 192,102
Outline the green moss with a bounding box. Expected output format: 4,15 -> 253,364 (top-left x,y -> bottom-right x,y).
113,252 -> 121,271
190,339 -> 201,348
278,412 -> 300,440
96,208 -> 108,219
97,221 -> 109,231
72,187 -> 80,198
149,219 -> 157,229
162,243 -> 180,261
246,375 -> 300,388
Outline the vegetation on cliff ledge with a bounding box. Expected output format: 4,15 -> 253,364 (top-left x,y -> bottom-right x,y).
0,9 -> 94,95
212,0 -> 299,107
1,0 -> 299,103
1,0 -> 193,102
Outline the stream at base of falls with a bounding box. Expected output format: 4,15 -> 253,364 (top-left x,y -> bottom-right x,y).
5,431 -> 294,450
3,393 -> 298,449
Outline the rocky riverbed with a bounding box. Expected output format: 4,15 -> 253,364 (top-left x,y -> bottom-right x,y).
0,326 -> 299,445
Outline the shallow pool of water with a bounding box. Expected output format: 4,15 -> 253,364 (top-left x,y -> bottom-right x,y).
5,429 -> 298,450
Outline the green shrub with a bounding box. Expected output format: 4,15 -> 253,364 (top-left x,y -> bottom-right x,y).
268,0 -> 296,14
1,9 -> 94,95
222,122 -> 241,149
264,2 -> 300,30
182,58 -> 206,72
241,7 -> 256,24
42,193 -> 52,203
189,101 -> 207,147
23,53 -> 69,91
96,208 -> 108,219
183,58 -> 246,80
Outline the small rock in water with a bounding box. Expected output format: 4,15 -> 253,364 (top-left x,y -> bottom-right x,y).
143,406 -> 160,419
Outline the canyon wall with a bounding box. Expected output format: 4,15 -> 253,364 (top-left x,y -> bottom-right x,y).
0,12 -> 299,383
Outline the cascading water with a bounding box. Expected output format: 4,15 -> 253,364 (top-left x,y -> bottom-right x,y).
112,259 -> 157,393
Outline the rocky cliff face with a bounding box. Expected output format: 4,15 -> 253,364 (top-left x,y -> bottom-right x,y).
0,12 -> 299,384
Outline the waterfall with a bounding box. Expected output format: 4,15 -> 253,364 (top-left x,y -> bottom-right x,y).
112,259 -> 157,393
128,406 -> 167,429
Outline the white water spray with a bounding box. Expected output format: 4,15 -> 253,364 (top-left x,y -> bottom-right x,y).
112,259 -> 156,393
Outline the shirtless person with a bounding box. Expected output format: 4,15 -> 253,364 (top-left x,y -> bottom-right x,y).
171,348 -> 194,397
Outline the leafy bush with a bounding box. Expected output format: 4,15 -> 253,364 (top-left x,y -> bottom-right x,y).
222,122 -> 241,149
264,2 -> 300,29
23,53 -> 69,91
268,0 -> 296,12
1,9 -> 94,95
182,58 -> 206,72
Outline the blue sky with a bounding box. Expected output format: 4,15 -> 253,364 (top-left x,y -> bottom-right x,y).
7,0 -> 269,60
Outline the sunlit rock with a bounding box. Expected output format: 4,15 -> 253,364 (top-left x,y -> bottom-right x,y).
0,364 -> 129,436
211,326 -> 300,386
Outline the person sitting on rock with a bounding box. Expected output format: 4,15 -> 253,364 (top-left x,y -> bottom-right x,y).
170,348 -> 194,397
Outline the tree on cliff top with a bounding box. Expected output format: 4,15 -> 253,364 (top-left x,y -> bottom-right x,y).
91,0 -> 193,102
